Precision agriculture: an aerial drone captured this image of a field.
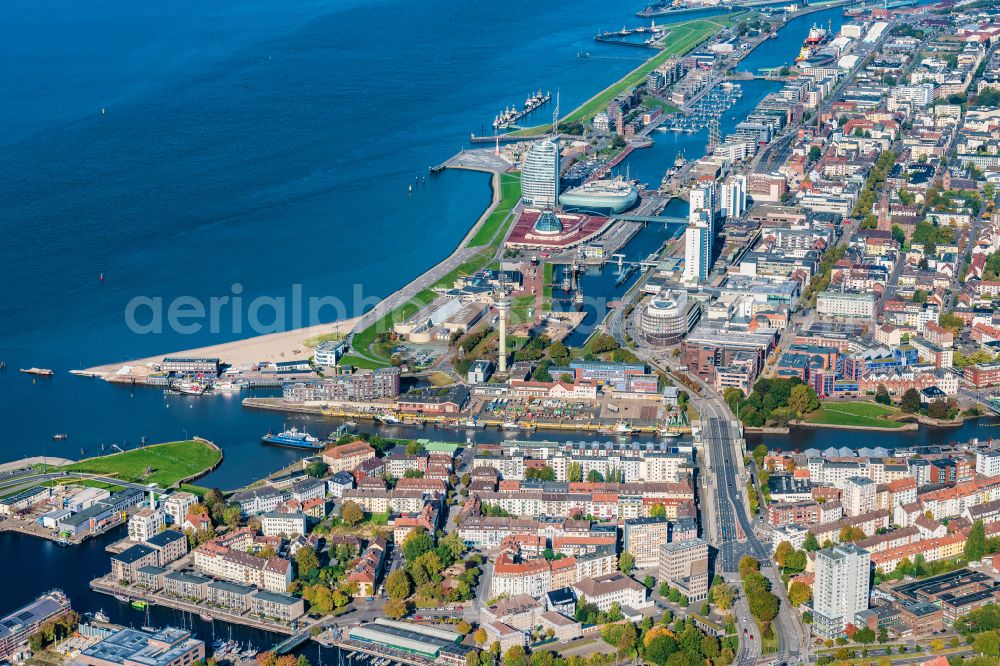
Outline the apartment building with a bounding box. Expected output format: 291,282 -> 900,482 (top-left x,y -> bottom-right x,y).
572,573 -> 651,612
658,538 -> 710,602
622,518 -> 670,569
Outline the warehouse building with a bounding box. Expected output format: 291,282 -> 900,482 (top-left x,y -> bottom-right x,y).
348,619 -> 461,659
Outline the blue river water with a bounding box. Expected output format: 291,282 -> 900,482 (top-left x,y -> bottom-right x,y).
4,0 -> 995,628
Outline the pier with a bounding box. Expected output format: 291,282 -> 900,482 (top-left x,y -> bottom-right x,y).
272,631 -> 312,655
429,149 -> 512,175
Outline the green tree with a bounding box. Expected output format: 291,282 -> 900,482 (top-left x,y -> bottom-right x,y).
875,384 -> 891,405
504,645 -> 528,666
855,628 -> 876,644
650,503 -> 667,518
223,505 -> 242,528
294,547 -> 320,578
967,519 -> 987,562
341,500 -> 364,526
712,581 -> 735,610
774,541 -> 793,568
385,569 -> 412,599
891,225 -> 906,246
618,552 -> 635,573
645,635 -> 678,666
383,598 -> 408,619
900,388 -> 921,413
402,528 -> 435,562
788,384 -> 819,417
739,555 -> 759,579
788,581 -> 812,607
567,462 -> 583,483
586,469 -> 604,483
306,461 -> 329,478
973,630 -> 1000,658
803,531 -> 819,552
752,444 -> 768,468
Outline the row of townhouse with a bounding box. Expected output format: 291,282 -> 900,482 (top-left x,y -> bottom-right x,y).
806,457 -> 912,488
457,514 -> 617,553
232,478 -> 327,516
471,450 -> 692,484
809,510 -> 891,545
471,481 -> 695,521
489,545 -> 617,598
340,488 -> 442,515
155,570 -> 304,622
192,529 -> 293,593
870,532 -> 967,573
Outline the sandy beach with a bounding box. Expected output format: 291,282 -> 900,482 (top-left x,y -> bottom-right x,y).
78,317 -> 361,376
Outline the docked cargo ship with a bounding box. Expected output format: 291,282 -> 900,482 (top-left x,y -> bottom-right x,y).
558,176 -> 639,214
261,427 -> 322,450
795,23 -> 831,63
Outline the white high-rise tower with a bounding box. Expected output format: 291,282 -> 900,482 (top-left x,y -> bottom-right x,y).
721,174 -> 747,220
688,182 -> 717,226
813,544 -> 871,639
522,139 -> 560,208
683,213 -> 712,285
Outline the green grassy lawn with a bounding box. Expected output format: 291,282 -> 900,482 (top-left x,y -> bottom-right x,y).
542,263 -> 554,310
805,402 -> 906,429
642,96 -> 681,115
177,483 -> 211,498
469,173 -> 521,248
62,440 -> 222,488
303,332 -> 344,348
509,294 -> 536,325
42,478 -> 125,493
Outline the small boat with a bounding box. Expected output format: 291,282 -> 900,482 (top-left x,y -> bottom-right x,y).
20,367 -> 54,376
201,613 -> 214,622
376,413 -> 401,425
94,609 -> 110,623
659,428 -> 681,438
114,594 -> 130,603
53,433 -> 68,441
502,421 -> 519,430
131,600 -> 147,610
212,380 -> 245,392
170,380 -> 207,396
614,421 -> 635,435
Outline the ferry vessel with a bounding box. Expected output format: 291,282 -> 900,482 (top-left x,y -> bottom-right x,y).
559,176 -> 639,214
261,427 -> 322,450
376,413 -> 401,424
20,367 -> 54,376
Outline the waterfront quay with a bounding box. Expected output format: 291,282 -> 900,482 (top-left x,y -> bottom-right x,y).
89,576 -> 301,636
243,394 -> 688,435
